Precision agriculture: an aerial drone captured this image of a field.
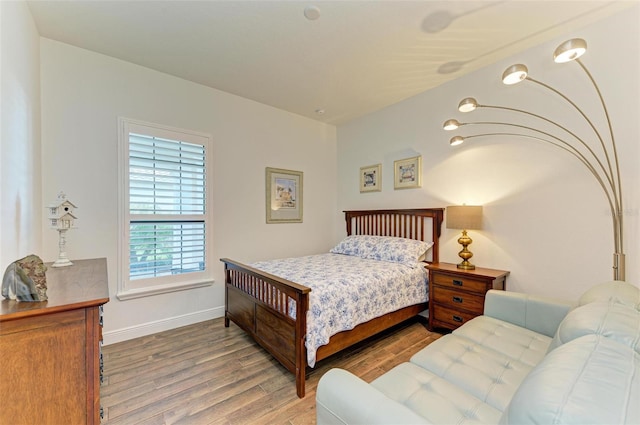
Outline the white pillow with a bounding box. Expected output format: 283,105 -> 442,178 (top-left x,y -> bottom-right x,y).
548,301 -> 640,354
330,235 -> 433,268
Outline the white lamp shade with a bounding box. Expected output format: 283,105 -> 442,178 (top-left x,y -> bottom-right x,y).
554,38 -> 587,63
443,119 -> 460,131
458,97 -> 478,113
502,64 -> 528,85
449,136 -> 465,146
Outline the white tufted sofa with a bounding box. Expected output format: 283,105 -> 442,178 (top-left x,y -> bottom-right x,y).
316,281 -> 640,424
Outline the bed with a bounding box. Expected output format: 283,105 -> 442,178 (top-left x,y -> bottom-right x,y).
220,208 -> 444,398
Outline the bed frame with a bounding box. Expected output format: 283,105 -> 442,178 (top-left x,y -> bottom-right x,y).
220,208 -> 444,398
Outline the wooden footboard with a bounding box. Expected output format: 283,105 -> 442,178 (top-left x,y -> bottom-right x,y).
221,258 -> 310,397
315,302 -> 427,361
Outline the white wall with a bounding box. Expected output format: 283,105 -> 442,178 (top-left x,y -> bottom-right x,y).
0,0 -> 42,270
40,39 -> 337,344
337,7 -> 639,300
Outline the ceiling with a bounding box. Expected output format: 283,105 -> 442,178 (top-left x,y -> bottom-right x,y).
26,1 -> 633,125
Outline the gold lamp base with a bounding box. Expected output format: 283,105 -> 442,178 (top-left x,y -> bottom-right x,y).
456,229 -> 475,270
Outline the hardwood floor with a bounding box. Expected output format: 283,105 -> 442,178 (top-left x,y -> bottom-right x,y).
101,317 -> 442,425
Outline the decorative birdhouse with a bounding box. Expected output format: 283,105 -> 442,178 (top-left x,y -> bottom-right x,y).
47,192 -> 77,230
47,191 -> 77,267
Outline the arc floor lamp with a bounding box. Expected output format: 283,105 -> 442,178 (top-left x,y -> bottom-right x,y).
444,38 -> 625,281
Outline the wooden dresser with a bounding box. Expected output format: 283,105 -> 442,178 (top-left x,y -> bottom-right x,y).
0,258 -> 109,425
426,262 -> 509,331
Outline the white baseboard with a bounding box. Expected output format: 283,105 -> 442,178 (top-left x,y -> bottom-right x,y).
102,306 -> 225,346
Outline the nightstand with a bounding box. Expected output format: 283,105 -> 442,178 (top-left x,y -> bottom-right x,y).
426,262 -> 509,331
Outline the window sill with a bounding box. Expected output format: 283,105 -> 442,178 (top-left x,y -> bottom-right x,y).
116,278 -> 214,301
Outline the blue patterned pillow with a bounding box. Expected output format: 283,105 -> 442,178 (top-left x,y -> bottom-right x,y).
330,235 -> 434,268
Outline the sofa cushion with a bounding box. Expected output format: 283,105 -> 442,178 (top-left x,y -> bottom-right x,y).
483,290 -> 574,338
549,301 -> 640,353
371,362 -> 502,424
316,368 -> 430,425
578,280 -> 640,308
410,334 -> 539,412
452,316 -> 551,367
500,334 -> 640,425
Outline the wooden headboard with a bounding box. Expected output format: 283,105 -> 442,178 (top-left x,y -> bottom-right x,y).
344,208 -> 444,263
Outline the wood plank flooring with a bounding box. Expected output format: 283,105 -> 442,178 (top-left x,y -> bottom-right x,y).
101,317 -> 442,425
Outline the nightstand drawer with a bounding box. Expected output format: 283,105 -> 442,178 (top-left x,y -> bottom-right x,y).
432,286 -> 484,314
427,263 -> 509,331
431,272 -> 488,294
432,304 -> 477,328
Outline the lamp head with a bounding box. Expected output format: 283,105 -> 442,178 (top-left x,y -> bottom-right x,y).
443,119 -> 461,131
449,136 -> 465,146
458,97 -> 478,113
502,64 -> 528,85
554,38 -> 587,63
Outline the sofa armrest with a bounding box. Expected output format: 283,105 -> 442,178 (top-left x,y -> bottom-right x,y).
484,290 -> 575,337
316,369 -> 427,425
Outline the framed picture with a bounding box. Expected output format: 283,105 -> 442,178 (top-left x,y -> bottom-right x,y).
266,167 -> 303,223
360,163 -> 382,193
394,155 -> 422,189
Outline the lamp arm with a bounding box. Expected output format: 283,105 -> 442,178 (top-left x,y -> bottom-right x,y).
479,104 -> 616,194
462,121 -> 616,203
525,76 -> 618,200
460,132 -> 619,251
575,58 -> 624,254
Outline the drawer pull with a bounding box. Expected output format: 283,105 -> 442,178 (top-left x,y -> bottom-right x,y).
452,279 -> 463,286
452,296 -> 463,303
452,315 -> 463,323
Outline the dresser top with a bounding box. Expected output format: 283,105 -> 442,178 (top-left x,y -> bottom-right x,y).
0,258 -> 109,321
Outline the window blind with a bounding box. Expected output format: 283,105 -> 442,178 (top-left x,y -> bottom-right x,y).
128,133 -> 206,280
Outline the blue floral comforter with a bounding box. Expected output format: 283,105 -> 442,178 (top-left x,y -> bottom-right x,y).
250,253 -> 428,367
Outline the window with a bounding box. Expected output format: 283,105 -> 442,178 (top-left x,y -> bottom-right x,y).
117,118 -> 213,300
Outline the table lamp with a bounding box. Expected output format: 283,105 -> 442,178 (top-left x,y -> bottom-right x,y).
446,205 -> 483,270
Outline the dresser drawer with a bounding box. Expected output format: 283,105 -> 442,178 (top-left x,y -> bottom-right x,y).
432,286 -> 484,314
432,304 -> 477,328
431,272 -> 489,294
